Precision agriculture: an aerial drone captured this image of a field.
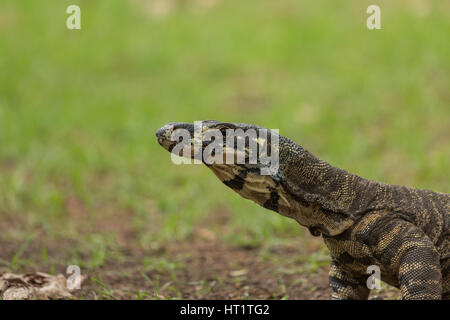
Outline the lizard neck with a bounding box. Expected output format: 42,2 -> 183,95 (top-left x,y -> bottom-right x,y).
281,149 -> 377,236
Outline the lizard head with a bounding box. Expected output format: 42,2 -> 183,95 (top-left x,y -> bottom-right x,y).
156,120 -> 305,213
156,120 -> 357,237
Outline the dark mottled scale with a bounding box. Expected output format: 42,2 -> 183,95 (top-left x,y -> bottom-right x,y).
223,176 -> 245,190
263,189 -> 279,212
336,252 -> 373,266
222,168 -> 249,190
308,227 -> 321,237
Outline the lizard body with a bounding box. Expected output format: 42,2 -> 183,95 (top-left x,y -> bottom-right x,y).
156,120 -> 449,299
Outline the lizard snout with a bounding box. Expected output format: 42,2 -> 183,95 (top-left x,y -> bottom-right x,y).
155,127 -> 167,145
156,124 -> 176,149
156,122 -> 195,152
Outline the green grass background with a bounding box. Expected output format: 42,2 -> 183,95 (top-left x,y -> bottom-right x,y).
0,0 -> 448,273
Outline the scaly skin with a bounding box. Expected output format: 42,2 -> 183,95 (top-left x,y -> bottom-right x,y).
156,120 -> 449,300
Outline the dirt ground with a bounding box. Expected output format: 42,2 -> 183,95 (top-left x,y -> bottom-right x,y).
94,237 -> 333,300
0,225 -> 401,300
0,201 -> 404,300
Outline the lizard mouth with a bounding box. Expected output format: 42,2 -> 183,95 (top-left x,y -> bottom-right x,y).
156,134 -> 177,153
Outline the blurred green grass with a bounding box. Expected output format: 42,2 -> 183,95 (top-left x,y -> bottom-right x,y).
0,0 -> 448,256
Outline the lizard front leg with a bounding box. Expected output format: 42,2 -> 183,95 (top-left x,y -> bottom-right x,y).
371,220 -> 442,300
329,259 -> 370,300
397,238 -> 442,299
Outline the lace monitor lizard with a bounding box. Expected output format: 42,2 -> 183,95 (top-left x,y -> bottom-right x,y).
156,120 -> 449,300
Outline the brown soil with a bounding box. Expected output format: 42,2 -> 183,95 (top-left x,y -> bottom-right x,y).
0,208 -> 400,300
82,238 -> 332,300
